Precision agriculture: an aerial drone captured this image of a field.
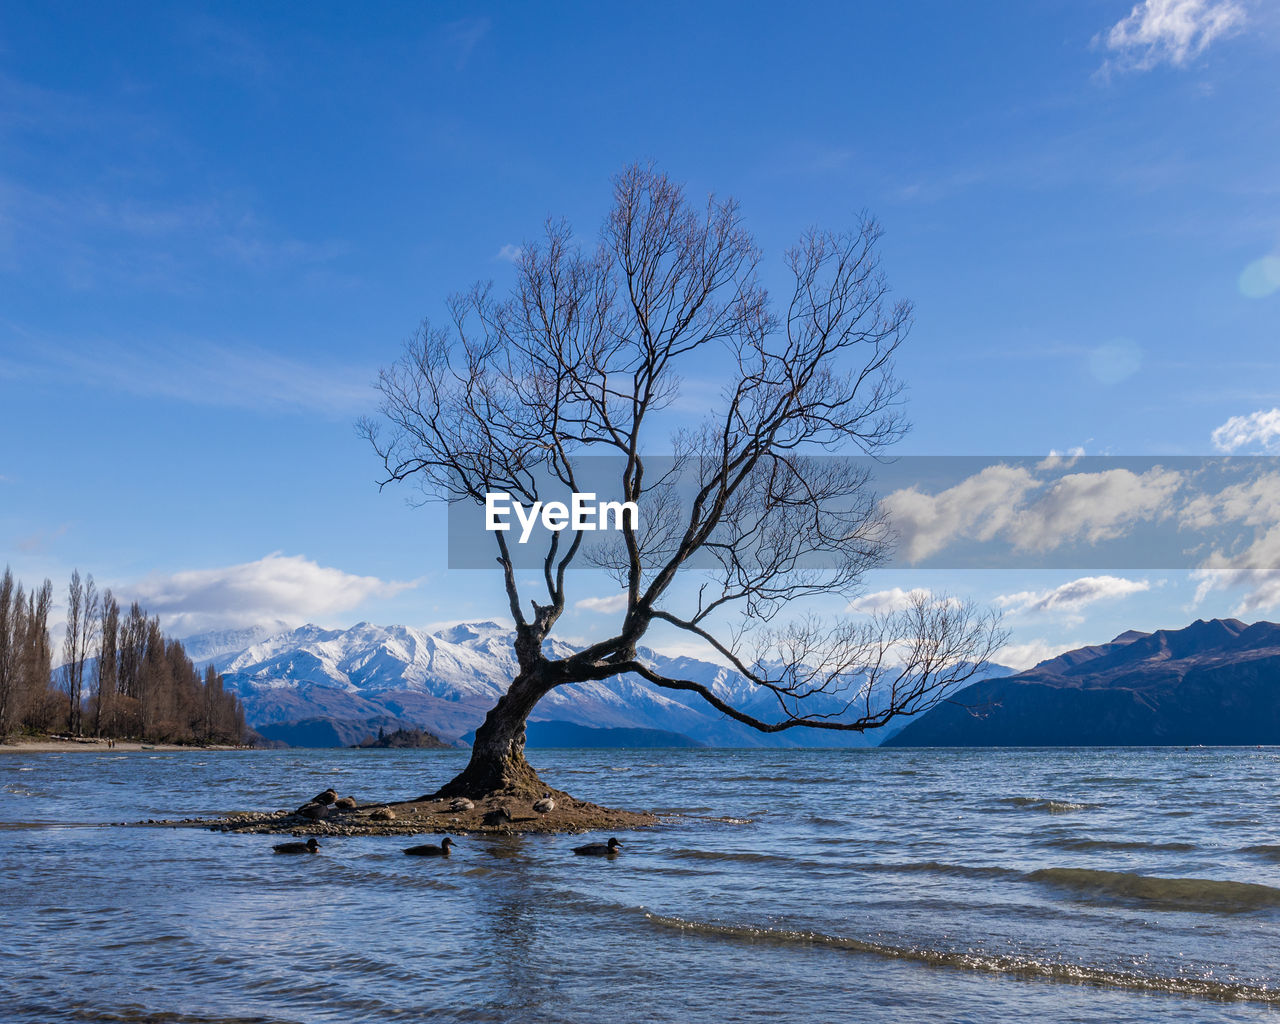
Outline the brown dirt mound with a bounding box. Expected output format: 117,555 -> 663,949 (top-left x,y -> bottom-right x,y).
161,788 -> 660,837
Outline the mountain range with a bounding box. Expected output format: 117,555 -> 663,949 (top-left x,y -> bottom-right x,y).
187,616 -> 1280,749
886,618 -> 1280,746
188,620 -> 918,748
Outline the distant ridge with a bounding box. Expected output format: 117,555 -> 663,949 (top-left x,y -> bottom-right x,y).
886,618 -> 1280,747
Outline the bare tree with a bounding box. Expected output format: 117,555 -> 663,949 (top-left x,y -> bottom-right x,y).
20,580 -> 55,733
362,165 -> 1004,799
0,568 -> 17,737
95,590 -> 120,737
61,570 -> 99,736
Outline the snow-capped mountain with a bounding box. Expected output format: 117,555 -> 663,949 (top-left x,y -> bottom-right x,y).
189,620 -> 935,748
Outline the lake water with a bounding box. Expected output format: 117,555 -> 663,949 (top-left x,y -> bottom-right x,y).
2,746 -> 1278,1023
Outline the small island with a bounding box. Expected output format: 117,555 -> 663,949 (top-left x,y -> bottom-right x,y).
353,726 -> 452,749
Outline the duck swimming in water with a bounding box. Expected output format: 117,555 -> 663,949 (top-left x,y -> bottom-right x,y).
273,838 -> 319,854
404,837 -> 455,857
573,837 -> 621,856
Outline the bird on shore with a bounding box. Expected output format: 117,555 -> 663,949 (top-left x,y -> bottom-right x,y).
450,797 -> 474,812
312,789 -> 338,805
334,796 -> 357,810
533,794 -> 556,814
482,806 -> 512,827
404,837 -> 455,857
273,838 -> 320,854
298,802 -> 329,820
573,837 -> 622,856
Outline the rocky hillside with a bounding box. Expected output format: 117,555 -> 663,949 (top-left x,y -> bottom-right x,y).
885,618 -> 1280,746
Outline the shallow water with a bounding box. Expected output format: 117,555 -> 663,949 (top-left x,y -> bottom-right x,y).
2,746 -> 1278,1023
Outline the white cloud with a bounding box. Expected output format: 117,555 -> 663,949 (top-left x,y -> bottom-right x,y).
1006,467 -> 1182,551
1098,0 -> 1246,73
495,243 -> 523,263
1211,408 -> 1280,453
1180,471 -> 1280,529
1193,523 -> 1280,614
574,593 -> 629,613
884,464 -> 1183,563
883,464 -> 1038,563
994,639 -> 1077,672
995,575 -> 1151,620
846,587 -> 935,615
125,553 -> 415,634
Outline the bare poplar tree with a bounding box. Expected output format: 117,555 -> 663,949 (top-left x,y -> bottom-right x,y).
0,568 -> 17,737
95,590 -> 120,737
61,570 -> 99,736
363,165 -> 1003,799
20,581 -> 54,732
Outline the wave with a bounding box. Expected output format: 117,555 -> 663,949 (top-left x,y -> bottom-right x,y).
1241,844 -> 1280,862
1041,837 -> 1196,853
858,860 -> 1021,881
669,848 -> 798,866
1026,867 -> 1280,913
998,797 -> 1101,813
643,913 -> 1279,1004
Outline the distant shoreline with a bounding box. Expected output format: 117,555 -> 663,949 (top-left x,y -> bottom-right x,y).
0,735 -> 244,753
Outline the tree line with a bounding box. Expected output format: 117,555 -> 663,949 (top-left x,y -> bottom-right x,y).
0,566 -> 247,745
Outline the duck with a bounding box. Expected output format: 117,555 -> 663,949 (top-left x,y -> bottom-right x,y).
311,789 -> 338,805
482,806 -> 512,827
297,802 -> 329,820
404,837 -> 455,857
273,838 -> 320,854
573,837 -> 622,856
334,796 -> 357,810
450,797 -> 475,812
532,794 -> 556,814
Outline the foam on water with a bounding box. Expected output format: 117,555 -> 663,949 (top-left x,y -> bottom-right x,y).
643,913 -> 1280,1005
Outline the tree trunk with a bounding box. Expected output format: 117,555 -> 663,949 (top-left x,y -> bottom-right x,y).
432,667 -> 553,799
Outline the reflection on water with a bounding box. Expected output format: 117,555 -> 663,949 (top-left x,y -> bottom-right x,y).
1,746 -> 1278,1023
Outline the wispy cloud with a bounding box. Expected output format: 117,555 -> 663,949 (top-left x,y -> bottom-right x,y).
125,553 -> 416,634
18,336 -> 374,416
1211,408 -> 1280,452
0,177 -> 348,292
495,243 -> 523,263
1097,0 -> 1247,74
846,587 -> 935,615
995,575 -> 1152,623
17,524 -> 69,554
444,17 -> 491,70
1193,527 -> 1280,614
575,593 -> 628,614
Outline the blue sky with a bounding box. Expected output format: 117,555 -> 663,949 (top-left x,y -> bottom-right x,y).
1,1 -> 1278,667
